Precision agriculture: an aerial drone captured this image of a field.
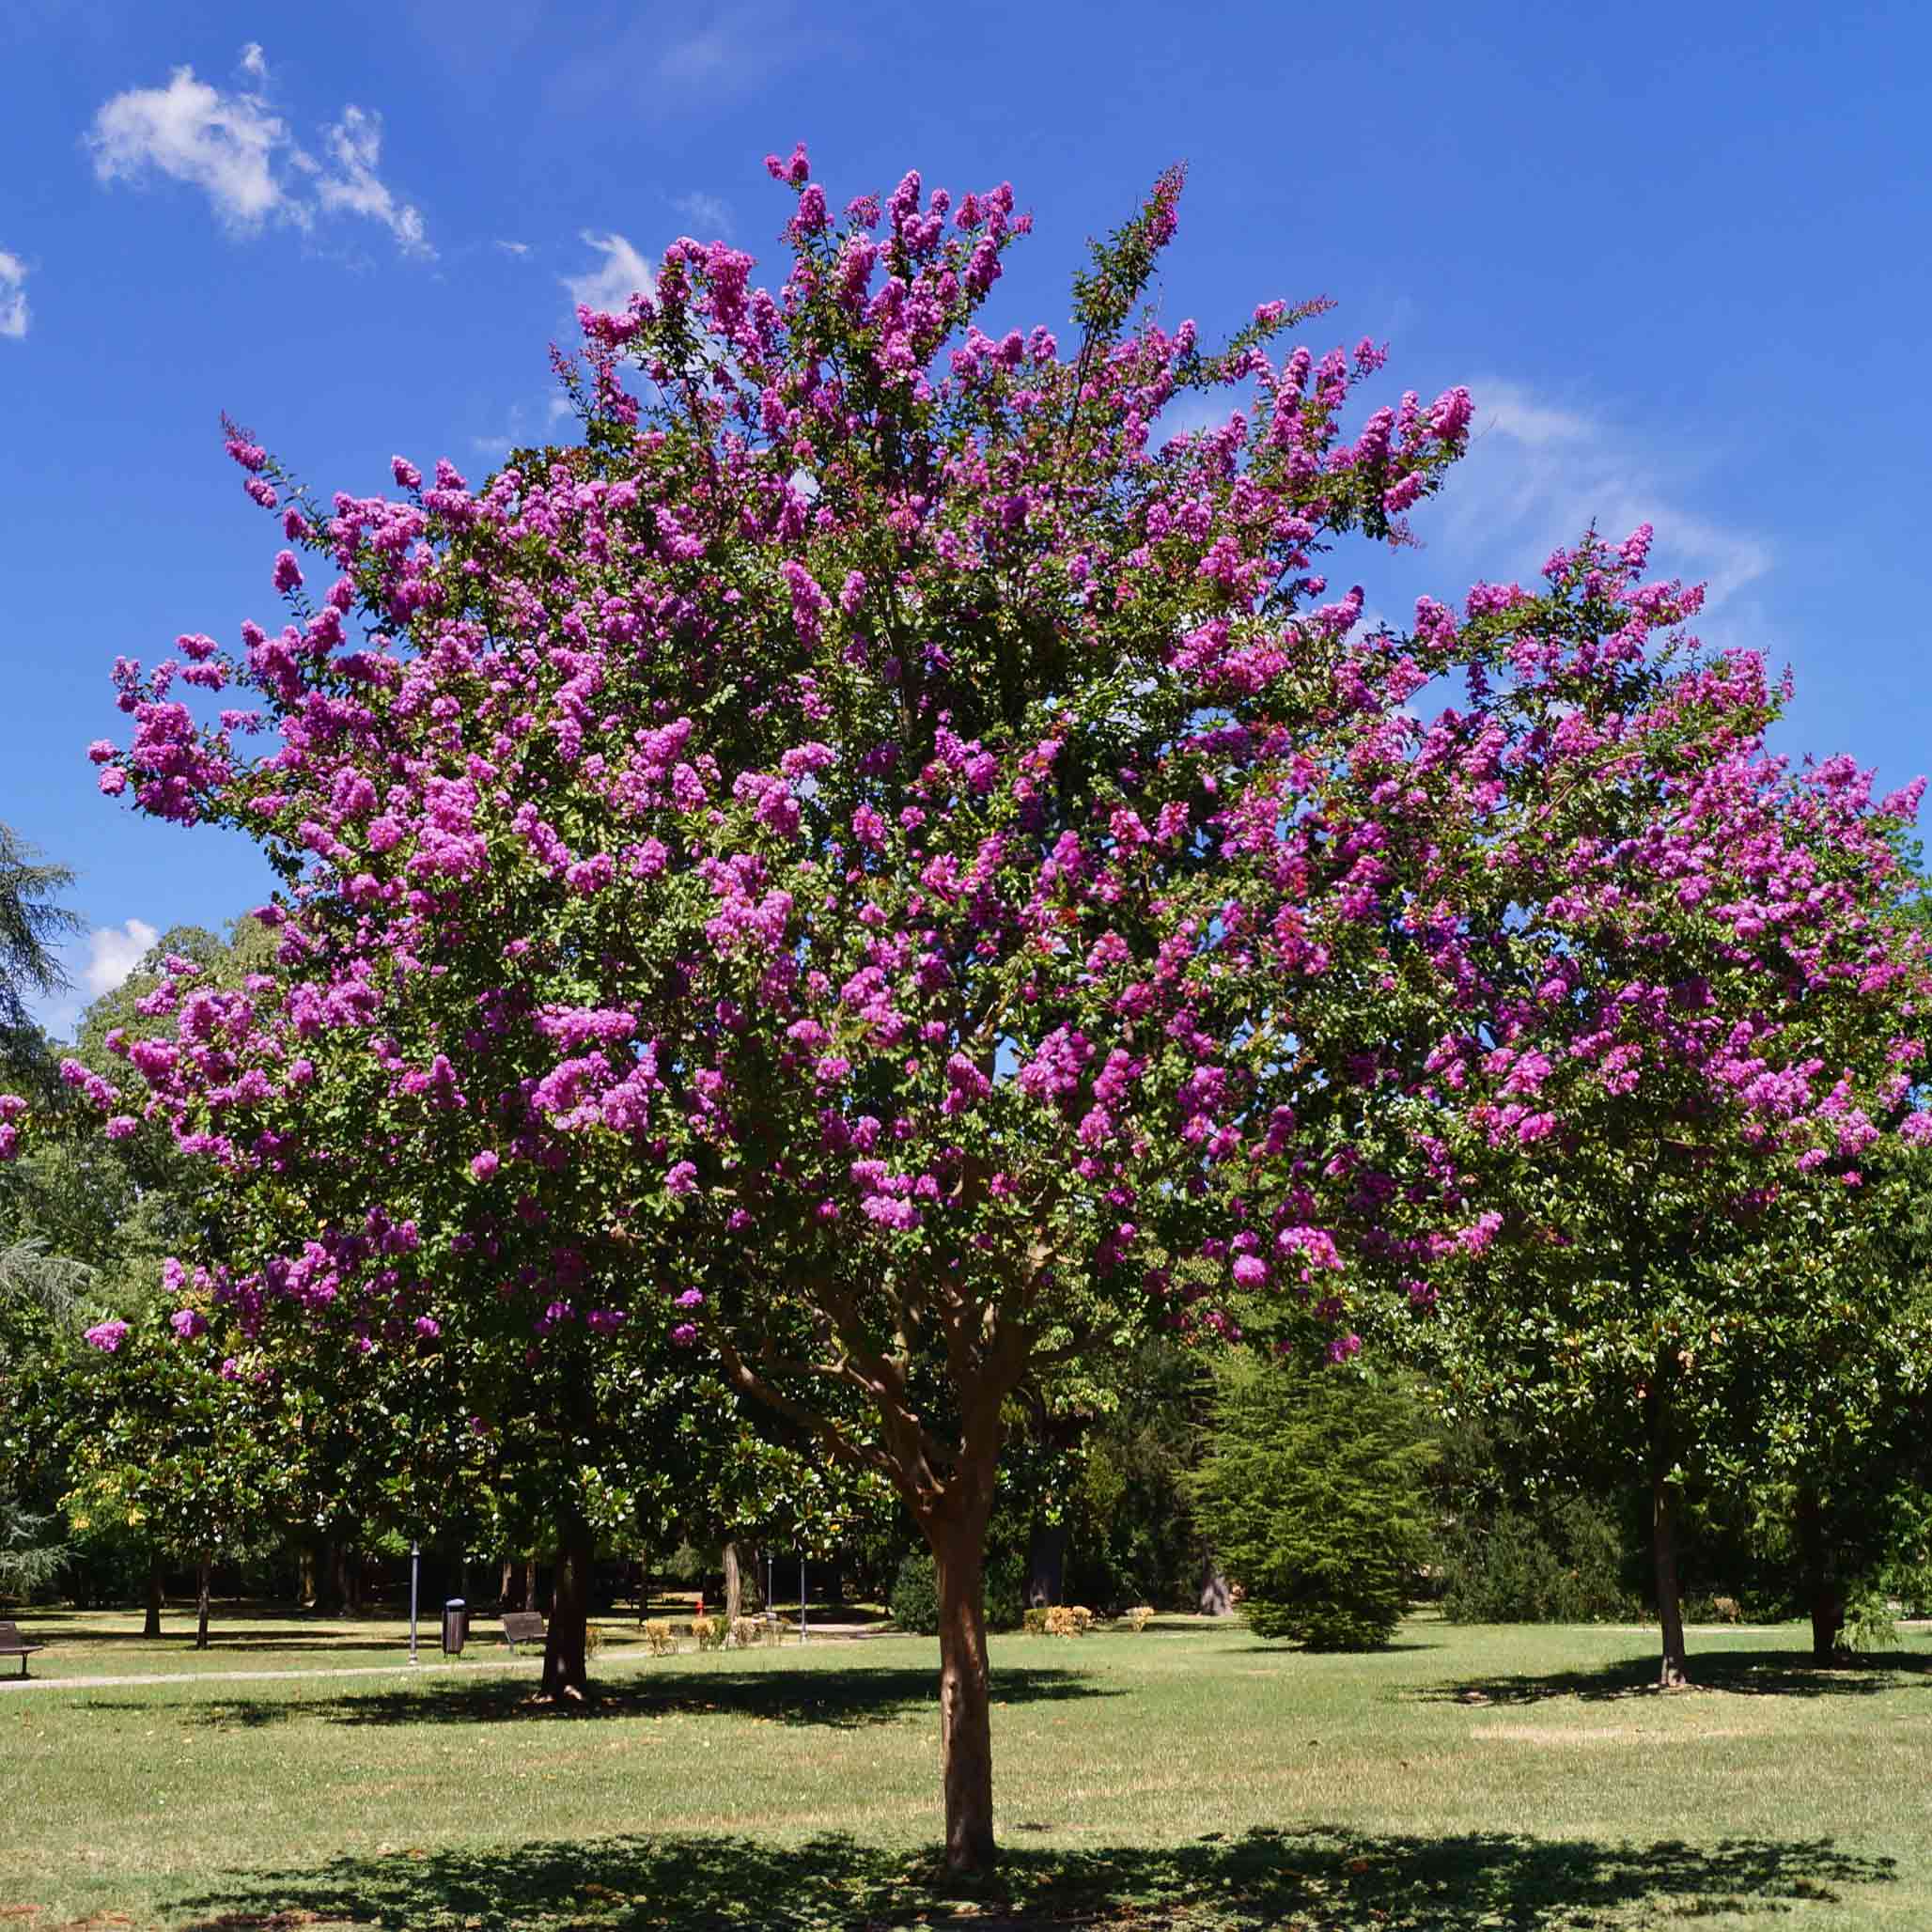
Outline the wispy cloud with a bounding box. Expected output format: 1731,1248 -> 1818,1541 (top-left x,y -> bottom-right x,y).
672,191 -> 734,240
495,238 -> 531,257
1436,379 -> 1773,613
564,230 -> 653,314
83,918 -> 159,1000
88,46 -> 431,257
302,105 -> 429,257
0,249 -> 27,340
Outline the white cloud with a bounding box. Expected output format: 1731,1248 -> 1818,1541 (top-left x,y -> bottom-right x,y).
1437,379 -> 1773,614
673,191 -> 734,239
83,919 -> 160,1001
495,238 -> 531,256
89,62 -> 288,230
306,106 -> 431,257
564,230 -> 653,314
0,250 -> 27,340
88,48 -> 430,257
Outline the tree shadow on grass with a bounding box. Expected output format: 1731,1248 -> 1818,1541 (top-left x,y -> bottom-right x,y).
86,1663 -> 1115,1734
1424,1645 -> 1932,1705
168,1824 -> 1897,1930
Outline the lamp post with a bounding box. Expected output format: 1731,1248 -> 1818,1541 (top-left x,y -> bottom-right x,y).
409,1540 -> 420,1665
800,1550 -> 807,1645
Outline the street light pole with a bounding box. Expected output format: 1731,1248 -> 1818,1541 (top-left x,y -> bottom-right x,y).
800,1550 -> 807,1645
409,1541 -> 420,1665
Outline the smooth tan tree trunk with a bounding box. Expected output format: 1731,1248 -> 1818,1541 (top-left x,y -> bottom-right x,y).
724,1542 -> 744,1625
541,1528 -> 594,1701
930,1515 -> 996,1872
298,1546 -> 317,1609
1652,1475 -> 1689,1688
195,1554 -> 212,1650
144,1550 -> 164,1639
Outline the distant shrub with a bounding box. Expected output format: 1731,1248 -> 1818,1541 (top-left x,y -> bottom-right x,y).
891,1552 -> 940,1635
728,1614 -> 764,1649
1441,1496 -> 1635,1625
1844,1585 -> 1901,1654
693,1613 -> 727,1651
642,1618 -> 677,1655
1043,1604 -> 1093,1637
1124,1604 -> 1155,1632
1022,1606 -> 1052,1636
584,1621 -> 606,1658
1192,1354 -> 1434,1652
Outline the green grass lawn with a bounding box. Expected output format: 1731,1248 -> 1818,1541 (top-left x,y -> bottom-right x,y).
3,1610 -> 1930,1929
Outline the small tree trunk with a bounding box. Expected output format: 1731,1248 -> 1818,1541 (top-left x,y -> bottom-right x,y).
929,1513 -> 996,1873
1796,1485 -> 1845,1661
636,1554 -> 649,1624
144,1550 -> 164,1639
298,1546 -> 317,1609
1197,1553 -> 1233,1616
501,1556 -> 515,1608
540,1527 -> 594,1701
1025,1519 -> 1066,1608
1652,1475 -> 1689,1688
524,1556 -> 538,1613
724,1541 -> 744,1624
195,1554 -> 212,1650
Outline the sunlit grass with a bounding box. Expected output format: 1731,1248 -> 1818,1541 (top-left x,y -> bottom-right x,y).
2,1611 -> 1928,1927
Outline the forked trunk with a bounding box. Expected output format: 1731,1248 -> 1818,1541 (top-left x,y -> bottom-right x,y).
144,1550 -> 164,1639
1025,1519 -> 1066,1608
930,1514 -> 996,1873
1652,1475 -> 1689,1688
541,1526 -> 594,1701
195,1553 -> 212,1650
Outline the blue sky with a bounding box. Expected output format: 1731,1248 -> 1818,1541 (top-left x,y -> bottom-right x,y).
3,0 -> 1928,1033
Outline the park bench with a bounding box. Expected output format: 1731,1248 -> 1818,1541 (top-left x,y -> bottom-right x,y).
502,1610 -> 546,1655
0,1620 -> 45,1678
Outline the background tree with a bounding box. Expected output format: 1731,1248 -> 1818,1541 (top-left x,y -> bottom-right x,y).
1384,538 -> 1932,1686
0,821 -> 81,1042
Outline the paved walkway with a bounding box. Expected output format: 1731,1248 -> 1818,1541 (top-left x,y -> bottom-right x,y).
0,1622 -> 892,1693
0,1654 -> 553,1692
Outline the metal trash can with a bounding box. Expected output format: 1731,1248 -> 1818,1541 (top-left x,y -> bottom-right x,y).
442,1598 -> 469,1656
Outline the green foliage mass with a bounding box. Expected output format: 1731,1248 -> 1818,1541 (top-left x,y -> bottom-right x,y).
889,1550 -> 940,1635
1192,1355 -> 1434,1650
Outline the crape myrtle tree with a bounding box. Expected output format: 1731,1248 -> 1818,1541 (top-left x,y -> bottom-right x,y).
1375,538 -> 1932,1686
69,152 -> 1488,1866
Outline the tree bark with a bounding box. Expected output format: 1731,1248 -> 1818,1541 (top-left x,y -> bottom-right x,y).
144,1550 -> 164,1639
724,1541 -> 744,1624
298,1545 -> 317,1609
524,1555 -> 538,1613
195,1553 -> 212,1650
1652,1474 -> 1689,1688
1025,1519 -> 1066,1608
540,1526 -> 594,1701
929,1512 -> 996,1873
1795,1485 -> 1845,1661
